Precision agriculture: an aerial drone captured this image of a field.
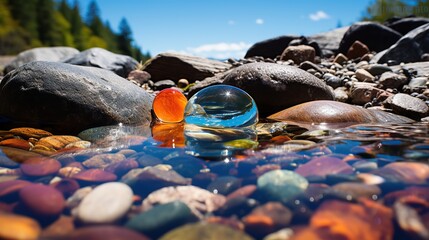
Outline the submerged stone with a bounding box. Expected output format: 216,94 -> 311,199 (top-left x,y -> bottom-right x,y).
257,170 -> 308,202
268,100 -> 414,129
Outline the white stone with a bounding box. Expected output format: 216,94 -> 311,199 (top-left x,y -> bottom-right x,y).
77,182 -> 133,224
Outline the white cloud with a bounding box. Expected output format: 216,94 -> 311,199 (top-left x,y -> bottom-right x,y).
309,10 -> 330,21
228,20 -> 235,25
255,18 -> 264,25
166,42 -> 252,59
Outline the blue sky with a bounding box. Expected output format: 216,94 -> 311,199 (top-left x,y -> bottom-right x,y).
77,0 -> 373,58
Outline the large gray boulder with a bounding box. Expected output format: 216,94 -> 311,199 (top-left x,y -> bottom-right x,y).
385,17 -> 429,35
142,53 -> 230,83
0,61 -> 153,134
338,22 -> 402,54
4,47 -> 79,74
373,23 -> 429,64
222,62 -> 335,116
308,26 -> 350,55
244,35 -> 300,59
62,48 -> 138,78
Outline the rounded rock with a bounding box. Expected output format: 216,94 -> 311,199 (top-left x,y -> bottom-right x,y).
20,157 -> 61,177
77,182 -> 133,224
257,169 -> 308,202
223,62 -> 334,116
0,213 -> 41,240
19,184 -> 65,217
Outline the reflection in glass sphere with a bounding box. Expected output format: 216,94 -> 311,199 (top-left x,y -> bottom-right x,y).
184,85 -> 258,128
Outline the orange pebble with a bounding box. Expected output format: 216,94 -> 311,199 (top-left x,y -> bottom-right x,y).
153,88 -> 187,123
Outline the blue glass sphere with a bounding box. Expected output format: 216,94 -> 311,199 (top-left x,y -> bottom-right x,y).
184,85 -> 258,128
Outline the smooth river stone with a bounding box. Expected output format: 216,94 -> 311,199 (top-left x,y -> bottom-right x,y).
66,225 -> 149,240
77,182 -> 133,224
159,222 -> 254,240
295,156 -> 354,177
268,100 -> 414,129
0,146 -> 42,163
72,169 -> 117,183
257,169 -> 309,202
9,127 -> 53,139
153,88 -> 188,123
19,184 -> 65,217
126,201 -> 198,239
0,213 -> 41,240
0,179 -> 32,200
82,153 -> 126,169
372,162 -> 429,184
20,157 -> 61,177
0,138 -> 31,150
35,135 -> 82,150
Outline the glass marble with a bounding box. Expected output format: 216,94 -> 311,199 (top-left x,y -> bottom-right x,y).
184,85 -> 258,128
153,88 -> 188,123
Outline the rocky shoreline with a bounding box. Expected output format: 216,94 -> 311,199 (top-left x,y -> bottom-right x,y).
0,17 -> 428,240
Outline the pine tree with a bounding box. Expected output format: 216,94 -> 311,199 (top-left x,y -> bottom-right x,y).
70,0 -> 85,49
117,18 -> 134,56
86,0 -> 104,36
59,0 -> 73,22
7,0 -> 39,45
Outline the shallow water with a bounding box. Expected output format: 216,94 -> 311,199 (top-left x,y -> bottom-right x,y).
0,120 -> 428,239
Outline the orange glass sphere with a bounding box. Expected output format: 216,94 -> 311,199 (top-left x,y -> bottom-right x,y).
152,88 -> 188,123
152,122 -> 185,148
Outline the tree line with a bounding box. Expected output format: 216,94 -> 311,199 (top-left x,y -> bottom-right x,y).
363,0 -> 429,22
0,0 -> 150,62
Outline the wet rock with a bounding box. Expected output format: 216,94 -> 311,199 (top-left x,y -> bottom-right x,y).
257,169 -> 308,202
9,127 -> 53,139
19,184 -> 65,217
245,35 -> 300,59
82,153 -> 126,169
0,179 -> 31,201
295,156 -> 354,177
390,93 -> 429,120
309,199 -> 393,240
347,40 -> 370,59
394,201 -> 429,239
214,197 -> 259,218
66,225 -> 149,240
242,202 -> 292,238
223,62 -> 334,116
104,159 -> 139,177
331,182 -> 381,199
207,176 -> 242,195
142,185 -> 226,218
77,182 -> 133,224
126,201 -> 198,238
280,45 -> 315,64
379,72 -> 408,89
20,157 -> 61,177
338,22 -> 402,54
62,47 -> 138,78
0,61 -> 153,134
159,222 -> 254,240
0,213 -> 41,240
72,169 -> 117,183
373,162 -> 429,184
268,100 -> 413,129
4,47 -> 78,74
386,17 -> 429,35
129,167 -> 191,196
226,185 -> 258,200
355,68 -> 375,82
40,215 -> 75,239
300,61 -> 324,74
35,136 -> 81,151
52,178 -> 80,198
0,138 -> 31,150
142,52 -> 230,82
